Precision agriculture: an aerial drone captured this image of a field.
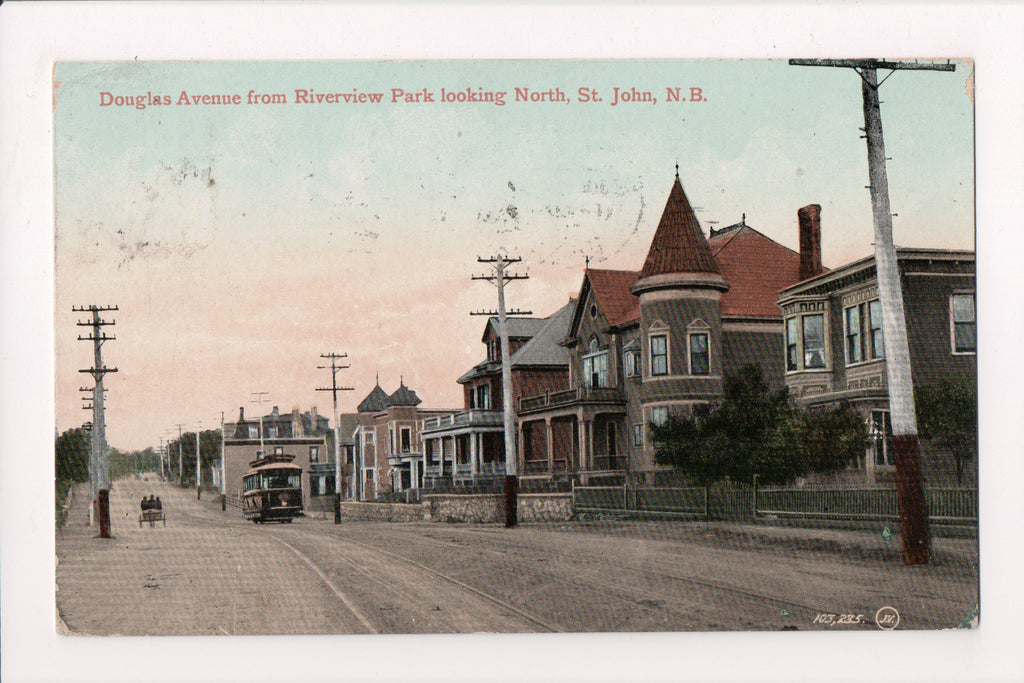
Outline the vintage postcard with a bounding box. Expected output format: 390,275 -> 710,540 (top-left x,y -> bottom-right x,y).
53,56 -> 978,625
5,5 -> 1022,683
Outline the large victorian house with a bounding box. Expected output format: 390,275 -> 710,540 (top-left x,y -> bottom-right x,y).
778,247 -> 976,486
516,172 -> 819,486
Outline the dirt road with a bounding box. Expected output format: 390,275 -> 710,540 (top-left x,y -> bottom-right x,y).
55,475 -> 978,635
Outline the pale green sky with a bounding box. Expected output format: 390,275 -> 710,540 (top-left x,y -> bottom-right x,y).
54,59 -> 974,449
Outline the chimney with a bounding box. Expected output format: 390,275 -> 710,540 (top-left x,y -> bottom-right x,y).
798,204 -> 824,280
292,408 -> 302,437
238,407 -> 245,422
311,406 -> 319,433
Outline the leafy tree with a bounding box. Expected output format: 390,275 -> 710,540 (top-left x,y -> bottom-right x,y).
166,430 -> 222,486
55,426 -> 92,520
916,374 -> 977,485
650,365 -> 866,486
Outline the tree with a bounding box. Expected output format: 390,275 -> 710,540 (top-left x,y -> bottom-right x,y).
650,365 -> 866,486
55,426 -> 92,520
915,374 -> 977,485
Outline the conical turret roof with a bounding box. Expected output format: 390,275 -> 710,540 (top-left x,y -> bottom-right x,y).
386,380 -> 422,407
639,175 -> 720,278
357,382 -> 389,413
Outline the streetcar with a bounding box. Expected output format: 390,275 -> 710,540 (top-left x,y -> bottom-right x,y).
241,453 -> 304,524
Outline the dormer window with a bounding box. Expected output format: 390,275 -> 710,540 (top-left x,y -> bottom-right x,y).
784,301 -> 830,373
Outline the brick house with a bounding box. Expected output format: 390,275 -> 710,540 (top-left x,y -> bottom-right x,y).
419,303 -> 572,488
221,406 -> 330,504
516,172 -> 818,486
778,246 -> 976,486
350,379 -> 456,499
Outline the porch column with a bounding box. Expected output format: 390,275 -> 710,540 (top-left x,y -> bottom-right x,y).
451,435 -> 458,476
577,417 -> 588,483
545,418 -> 554,474
411,459 -> 419,490
470,432 -> 478,476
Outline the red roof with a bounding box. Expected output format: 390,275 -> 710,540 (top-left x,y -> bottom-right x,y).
708,225 -> 802,318
639,176 -> 720,278
586,268 -> 640,327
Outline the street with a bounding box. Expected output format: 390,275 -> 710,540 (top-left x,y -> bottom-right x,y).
55,475 -> 978,636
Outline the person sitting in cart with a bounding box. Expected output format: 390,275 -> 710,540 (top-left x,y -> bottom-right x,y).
154,497 -> 162,511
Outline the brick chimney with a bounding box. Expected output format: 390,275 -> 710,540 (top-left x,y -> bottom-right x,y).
311,406 -> 319,434
798,204 -> 824,280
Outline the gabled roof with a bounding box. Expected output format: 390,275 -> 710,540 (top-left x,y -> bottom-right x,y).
639,175 -> 720,278
386,381 -> 422,407
483,316 -> 546,343
357,383 -> 389,413
509,301 -> 573,366
586,268 -> 640,327
707,223 -> 803,319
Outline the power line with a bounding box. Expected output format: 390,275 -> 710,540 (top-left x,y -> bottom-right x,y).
317,352 -> 354,517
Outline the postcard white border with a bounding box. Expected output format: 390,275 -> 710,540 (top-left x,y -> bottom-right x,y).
2,3 -> 1022,683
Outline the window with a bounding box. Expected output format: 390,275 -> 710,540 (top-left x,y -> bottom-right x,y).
268,425 -> 279,438
871,410 -> 894,467
688,332 -> 710,376
844,305 -> 862,364
273,446 -> 284,455
651,406 -> 668,427
802,314 -> 826,369
582,339 -> 609,388
868,300 -> 885,359
248,425 -> 258,438
650,334 -> 669,376
607,423 -> 617,456
844,299 -> 885,365
309,446 -> 319,462
633,424 -> 642,447
363,431 -> 375,447
951,292 -> 976,354
401,427 -> 412,453
786,318 -> 799,372
623,346 -> 641,378
476,384 -> 491,410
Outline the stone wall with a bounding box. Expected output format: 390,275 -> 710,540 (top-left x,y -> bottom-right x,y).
339,493 -> 574,524
339,500 -> 425,522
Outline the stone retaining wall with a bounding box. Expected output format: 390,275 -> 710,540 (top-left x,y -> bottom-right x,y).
340,493 -> 574,524
339,500 -> 424,523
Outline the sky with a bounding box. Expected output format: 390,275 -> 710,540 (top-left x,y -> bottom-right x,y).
52,58 -> 975,451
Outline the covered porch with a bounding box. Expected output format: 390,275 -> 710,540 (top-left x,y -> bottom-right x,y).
518,386 -> 629,485
420,410 -> 507,488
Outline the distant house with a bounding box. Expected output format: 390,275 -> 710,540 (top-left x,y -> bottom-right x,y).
516,172 -> 817,486
778,247 -> 976,486
221,406 -> 330,504
350,379 -> 456,499
419,303 -> 573,489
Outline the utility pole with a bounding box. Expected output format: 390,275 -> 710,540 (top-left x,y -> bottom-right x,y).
472,254 -> 530,528
195,423 -> 203,500
250,392 -> 270,458
220,411 -> 227,511
789,58 -> 956,565
73,304 -> 118,538
317,352 -> 353,524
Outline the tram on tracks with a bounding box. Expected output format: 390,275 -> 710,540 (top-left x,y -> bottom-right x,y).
241,453 -> 304,524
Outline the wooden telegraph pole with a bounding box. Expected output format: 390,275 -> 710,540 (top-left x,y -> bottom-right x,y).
317,352 -> 353,524
73,304 -> 118,538
789,58 -> 957,565
472,254 -> 530,528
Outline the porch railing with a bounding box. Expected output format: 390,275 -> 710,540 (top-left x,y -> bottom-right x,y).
519,386 -> 625,412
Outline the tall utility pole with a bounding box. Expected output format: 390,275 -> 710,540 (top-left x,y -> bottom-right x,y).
789,58 -> 956,566
317,352 -> 353,524
73,304 -> 118,538
250,392 -> 270,458
220,411 -> 227,510
472,254 -> 530,528
195,423 -> 203,500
